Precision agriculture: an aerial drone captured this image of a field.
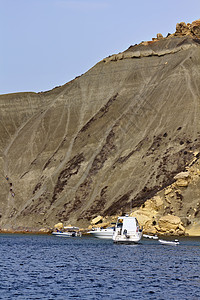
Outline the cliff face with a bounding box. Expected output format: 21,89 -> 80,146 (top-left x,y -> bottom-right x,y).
1,21 -> 200,232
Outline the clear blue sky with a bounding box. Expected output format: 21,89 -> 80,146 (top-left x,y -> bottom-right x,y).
1,0 -> 200,94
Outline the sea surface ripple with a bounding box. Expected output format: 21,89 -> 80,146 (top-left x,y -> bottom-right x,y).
0,234 -> 200,299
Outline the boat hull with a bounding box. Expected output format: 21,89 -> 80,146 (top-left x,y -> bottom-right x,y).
113,240 -> 141,244
113,234 -> 142,244
52,232 -> 77,237
88,230 -> 113,239
158,239 -> 179,245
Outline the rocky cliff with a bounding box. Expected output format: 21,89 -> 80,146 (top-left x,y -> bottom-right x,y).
1,20 -> 200,234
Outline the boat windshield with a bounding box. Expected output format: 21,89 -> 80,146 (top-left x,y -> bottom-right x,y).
117,222 -> 123,228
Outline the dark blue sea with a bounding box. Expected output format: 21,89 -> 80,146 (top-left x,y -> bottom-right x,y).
0,234 -> 200,300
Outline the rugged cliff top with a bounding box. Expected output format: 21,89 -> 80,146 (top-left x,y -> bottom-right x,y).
174,19 -> 200,38
101,20 -> 200,65
145,19 -> 200,42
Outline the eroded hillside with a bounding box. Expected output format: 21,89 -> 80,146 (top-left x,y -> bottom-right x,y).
1,20 -> 200,233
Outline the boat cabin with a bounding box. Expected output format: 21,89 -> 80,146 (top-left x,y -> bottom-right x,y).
115,216 -> 139,234
113,215 -> 142,243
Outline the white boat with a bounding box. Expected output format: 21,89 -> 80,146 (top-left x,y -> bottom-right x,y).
52,226 -> 82,237
112,215 -> 143,244
52,231 -> 75,237
158,239 -> 179,245
143,234 -> 158,240
88,227 -> 114,239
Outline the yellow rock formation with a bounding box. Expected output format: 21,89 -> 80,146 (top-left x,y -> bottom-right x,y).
91,216 -> 103,225
175,179 -> 189,187
158,215 -> 185,234
54,222 -> 63,230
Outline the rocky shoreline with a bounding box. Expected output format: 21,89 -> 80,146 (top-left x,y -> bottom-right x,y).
1,165 -> 200,236
1,213 -> 199,236
0,229 -> 199,236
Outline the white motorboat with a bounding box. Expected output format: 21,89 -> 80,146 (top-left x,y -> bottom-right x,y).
88,227 -> 114,239
143,234 -> 158,240
52,231 -> 75,237
52,226 -> 82,237
112,215 -> 143,244
158,239 -> 179,245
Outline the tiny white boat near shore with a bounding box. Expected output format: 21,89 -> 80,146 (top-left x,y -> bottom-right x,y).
88,227 -> 114,239
143,234 -> 158,240
112,215 -> 143,244
52,231 -> 75,237
158,239 -> 179,245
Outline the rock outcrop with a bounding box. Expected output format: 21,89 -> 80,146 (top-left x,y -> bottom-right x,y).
129,162 -> 200,235
91,215 -> 103,225
0,20 -> 200,235
175,20 -> 200,38
158,215 -> 185,235
54,222 -> 63,230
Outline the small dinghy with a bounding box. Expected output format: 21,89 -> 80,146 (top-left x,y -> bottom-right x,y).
143,234 -> 158,240
158,239 -> 179,245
